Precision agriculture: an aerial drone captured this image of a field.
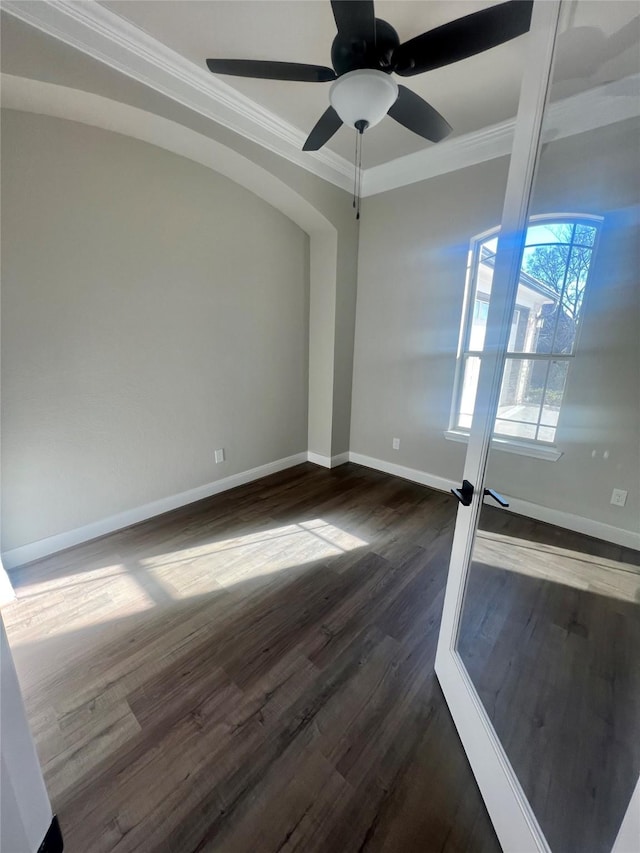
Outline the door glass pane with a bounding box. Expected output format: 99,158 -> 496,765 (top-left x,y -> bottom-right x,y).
456,2 -> 640,851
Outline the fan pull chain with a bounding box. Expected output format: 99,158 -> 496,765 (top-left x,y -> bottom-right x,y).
353,121 -> 368,220
356,128 -> 364,220
352,130 -> 359,211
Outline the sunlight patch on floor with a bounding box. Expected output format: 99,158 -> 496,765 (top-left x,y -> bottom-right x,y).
13,565 -> 136,599
3,520 -> 370,647
4,566 -> 158,645
138,519 -> 369,598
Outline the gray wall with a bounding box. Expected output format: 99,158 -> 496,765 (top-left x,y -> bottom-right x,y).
1,110 -> 309,550
352,119 -> 640,533
0,13 -> 360,458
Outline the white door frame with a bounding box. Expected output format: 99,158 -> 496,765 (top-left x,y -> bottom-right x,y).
435,1 -> 639,850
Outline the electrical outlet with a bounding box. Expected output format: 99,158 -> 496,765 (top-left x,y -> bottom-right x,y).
610,488 -> 627,507
214,448 -> 225,464
392,438 -> 400,450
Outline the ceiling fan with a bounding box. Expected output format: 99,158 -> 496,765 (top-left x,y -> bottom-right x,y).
206,0 -> 534,151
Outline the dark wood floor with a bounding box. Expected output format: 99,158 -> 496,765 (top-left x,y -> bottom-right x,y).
3,463 -> 638,852
4,463 -> 501,853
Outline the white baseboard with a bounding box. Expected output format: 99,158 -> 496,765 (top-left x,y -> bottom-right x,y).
307,452 -> 331,468
348,452 -> 458,494
2,452 -> 308,570
330,452 -> 350,467
307,451 -> 350,468
348,451 -> 640,551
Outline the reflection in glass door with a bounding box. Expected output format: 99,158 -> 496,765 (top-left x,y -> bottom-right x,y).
455,1 -> 640,850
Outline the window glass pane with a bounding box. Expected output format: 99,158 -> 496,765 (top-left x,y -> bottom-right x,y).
507,280 -> 556,354
552,246 -> 592,353
574,223 -> 597,247
469,243 -> 495,350
495,419 -> 538,441
457,356 -> 481,429
483,236 -> 498,256
469,298 -> 489,350
517,233 -> 595,355
521,242 -> 571,296
507,309 -> 521,350
525,222 -> 567,246
540,360 -> 569,426
496,358 -> 544,430
518,243 -> 571,354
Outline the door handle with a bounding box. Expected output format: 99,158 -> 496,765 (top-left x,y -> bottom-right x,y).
451,482 -> 509,508
451,480 -> 474,506
484,488 -> 509,508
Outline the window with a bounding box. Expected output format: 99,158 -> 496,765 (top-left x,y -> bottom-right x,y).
451,217 -> 600,448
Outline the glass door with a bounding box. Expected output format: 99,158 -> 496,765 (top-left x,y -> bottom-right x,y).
436,1 -> 640,850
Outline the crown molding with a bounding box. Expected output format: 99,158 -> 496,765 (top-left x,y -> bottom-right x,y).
363,74 -> 640,197
2,0 -> 354,192
362,118 -> 514,197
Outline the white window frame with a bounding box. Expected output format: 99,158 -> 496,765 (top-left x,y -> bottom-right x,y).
445,213 -> 602,461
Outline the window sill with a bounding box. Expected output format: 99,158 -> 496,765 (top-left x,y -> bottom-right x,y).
443,430 -> 563,462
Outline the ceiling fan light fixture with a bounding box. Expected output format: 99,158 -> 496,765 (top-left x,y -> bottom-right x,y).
329,69 -> 399,130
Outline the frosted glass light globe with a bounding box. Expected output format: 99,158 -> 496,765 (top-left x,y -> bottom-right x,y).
329,69 -> 399,130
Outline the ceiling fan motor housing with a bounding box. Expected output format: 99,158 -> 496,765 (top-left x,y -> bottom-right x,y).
330,18 -> 400,75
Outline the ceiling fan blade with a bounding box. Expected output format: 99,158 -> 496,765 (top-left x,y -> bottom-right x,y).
206,59 -> 336,82
387,86 -> 452,143
303,106 -> 343,151
331,0 -> 376,46
393,0 -> 533,76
